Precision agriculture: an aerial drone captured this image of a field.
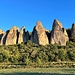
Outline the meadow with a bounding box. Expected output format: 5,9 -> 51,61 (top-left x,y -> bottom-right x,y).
0,68 -> 75,75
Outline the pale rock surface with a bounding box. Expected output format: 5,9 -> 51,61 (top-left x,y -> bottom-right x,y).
5,26 -> 19,45
31,21 -> 49,45
50,19 -> 68,46
18,26 -> 25,44
0,29 -> 5,45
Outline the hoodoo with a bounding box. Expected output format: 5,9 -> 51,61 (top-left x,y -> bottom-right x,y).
31,21 -> 49,45
50,19 -> 69,46
71,23 -> 75,41
5,26 -> 19,45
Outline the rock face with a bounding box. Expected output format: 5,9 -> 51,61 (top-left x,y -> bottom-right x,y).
5,26 -> 19,45
50,19 -> 68,46
31,21 -> 49,45
63,28 -> 68,36
0,32 -> 6,45
0,29 -> 5,45
0,20 -> 74,46
71,23 -> 75,41
25,31 -> 29,42
0,30 -> 9,45
0,29 -> 4,34
18,26 -> 25,44
18,26 -> 29,44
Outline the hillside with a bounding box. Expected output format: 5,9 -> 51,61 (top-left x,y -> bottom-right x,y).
0,19 -> 75,68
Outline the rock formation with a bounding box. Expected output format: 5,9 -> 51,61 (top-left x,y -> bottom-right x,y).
18,26 -> 29,44
0,29 -> 10,45
50,19 -> 68,46
5,26 -> 19,45
0,32 -> 6,45
25,31 -> 29,42
31,21 -> 49,45
18,26 -> 25,44
63,28 -> 68,36
0,19 -> 75,46
71,23 -> 75,41
0,29 -> 5,45
0,29 -> 4,34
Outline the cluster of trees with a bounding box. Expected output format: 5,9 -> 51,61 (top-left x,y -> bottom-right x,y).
0,40 -> 75,67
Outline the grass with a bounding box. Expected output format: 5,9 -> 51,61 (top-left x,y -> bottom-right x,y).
0,68 -> 75,75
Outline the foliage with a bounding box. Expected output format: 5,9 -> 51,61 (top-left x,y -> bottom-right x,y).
0,41 -> 75,67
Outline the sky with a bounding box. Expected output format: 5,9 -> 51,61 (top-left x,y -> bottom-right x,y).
0,0 -> 75,32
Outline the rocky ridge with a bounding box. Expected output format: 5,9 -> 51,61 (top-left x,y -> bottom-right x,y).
0,19 -> 74,46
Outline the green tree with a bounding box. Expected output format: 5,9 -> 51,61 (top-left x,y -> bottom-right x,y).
0,50 -> 10,62
2,50 -> 10,62
0,53 -> 3,62
25,58 -> 30,65
36,57 -> 41,66
58,49 -> 67,61
68,51 -> 75,61
9,56 -> 18,63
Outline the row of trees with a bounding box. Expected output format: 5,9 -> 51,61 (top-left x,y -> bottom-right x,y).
0,41 -> 75,66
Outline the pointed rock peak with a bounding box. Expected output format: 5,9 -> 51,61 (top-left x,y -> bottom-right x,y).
54,19 -> 61,23
0,29 -> 3,32
52,19 -> 63,30
21,26 -> 25,30
0,29 -> 4,34
36,21 -> 43,27
72,23 -> 75,29
19,26 -> 25,34
22,26 -> 25,29
12,26 -> 18,28
72,23 -> 75,25
54,19 -> 59,22
10,26 -> 19,31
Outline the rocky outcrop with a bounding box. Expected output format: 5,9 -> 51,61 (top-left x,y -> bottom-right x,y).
63,28 -> 68,36
5,26 -> 19,45
71,23 -> 75,41
1,30 -> 10,45
0,32 -> 6,45
50,19 -> 68,46
25,31 -> 29,42
0,29 -> 5,45
0,29 -> 4,34
0,20 -> 75,46
66,28 -> 71,40
18,26 -> 25,44
18,26 -> 29,44
31,21 -> 49,45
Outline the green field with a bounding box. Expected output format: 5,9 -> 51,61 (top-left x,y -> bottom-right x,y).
0,68 -> 75,75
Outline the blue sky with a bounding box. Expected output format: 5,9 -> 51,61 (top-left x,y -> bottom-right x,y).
0,0 -> 75,32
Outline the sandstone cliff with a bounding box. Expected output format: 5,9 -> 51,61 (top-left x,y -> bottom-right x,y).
0,19 -> 74,46
31,21 -> 49,45
5,26 -> 19,45
50,19 -> 69,46
71,23 -> 75,41
18,26 -> 29,44
18,26 -> 25,44
0,29 -> 5,45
